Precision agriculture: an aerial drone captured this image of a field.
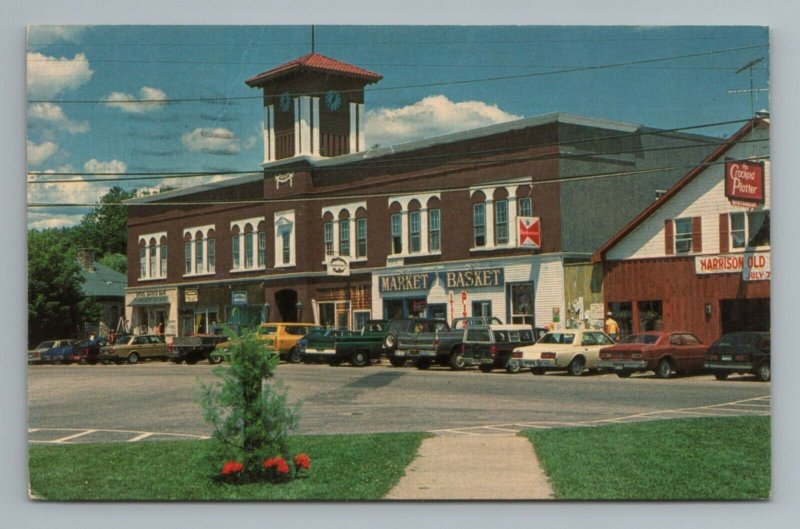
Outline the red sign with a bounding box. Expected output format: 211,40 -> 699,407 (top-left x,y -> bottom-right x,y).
518,217 -> 541,248
725,160 -> 765,206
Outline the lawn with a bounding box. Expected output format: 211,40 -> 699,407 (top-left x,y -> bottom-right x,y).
522,416 -> 770,500
29,432 -> 428,501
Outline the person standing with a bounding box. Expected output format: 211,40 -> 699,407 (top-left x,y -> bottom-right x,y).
156,321 -> 165,338
605,312 -> 620,341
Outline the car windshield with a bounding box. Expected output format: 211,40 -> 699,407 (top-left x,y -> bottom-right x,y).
35,341 -> 55,349
258,326 -> 278,335
114,335 -> 131,345
620,334 -> 659,345
539,333 -> 575,345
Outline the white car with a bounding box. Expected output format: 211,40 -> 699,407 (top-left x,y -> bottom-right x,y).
512,328 -> 615,376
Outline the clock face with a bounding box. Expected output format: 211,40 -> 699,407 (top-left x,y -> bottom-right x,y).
279,92 -> 291,112
325,90 -> 342,111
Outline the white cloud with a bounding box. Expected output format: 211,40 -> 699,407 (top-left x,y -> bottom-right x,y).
27,164 -> 110,227
103,86 -> 168,113
28,26 -> 86,45
83,159 -> 127,175
181,127 -> 242,155
27,52 -> 93,99
365,95 -> 522,147
27,211 -> 86,230
28,102 -> 90,134
27,140 -> 59,166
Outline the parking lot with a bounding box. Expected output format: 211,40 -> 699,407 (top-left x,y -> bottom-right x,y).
28,361 -> 771,444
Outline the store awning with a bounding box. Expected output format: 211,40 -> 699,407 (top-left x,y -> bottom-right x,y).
128,296 -> 169,307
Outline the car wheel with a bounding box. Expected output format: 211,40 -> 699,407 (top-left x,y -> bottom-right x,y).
567,356 -> 585,376
616,370 -> 632,378
756,363 -> 770,382
531,367 -> 546,375
655,358 -> 673,379
416,358 -> 432,370
208,352 -> 223,365
287,347 -> 303,364
714,371 -> 729,381
350,350 -> 369,367
479,364 -> 494,373
127,352 -> 139,365
384,334 -> 396,351
448,350 -> 465,370
389,355 -> 407,367
505,361 -> 521,374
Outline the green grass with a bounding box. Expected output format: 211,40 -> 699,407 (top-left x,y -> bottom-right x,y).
522,416 -> 770,500
29,432 -> 428,501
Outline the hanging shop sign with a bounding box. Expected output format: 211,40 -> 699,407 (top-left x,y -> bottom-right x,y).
439,268 -> 504,289
326,255 -> 351,277
378,272 -> 437,292
725,160 -> 765,207
518,217 -> 542,248
184,289 -> 198,303
232,291 -> 248,305
695,252 -> 771,281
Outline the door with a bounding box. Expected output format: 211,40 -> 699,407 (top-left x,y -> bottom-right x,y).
275,289 -> 299,322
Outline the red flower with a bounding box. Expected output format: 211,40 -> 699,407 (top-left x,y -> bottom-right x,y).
221,461 -> 244,476
294,453 -> 311,470
263,457 -> 290,474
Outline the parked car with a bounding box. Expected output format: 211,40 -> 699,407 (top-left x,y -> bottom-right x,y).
597,331 -> 707,379
27,339 -> 77,365
395,318 -> 464,370
257,323 -> 322,362
461,324 -> 538,373
513,328 -> 616,376
98,334 -> 169,364
296,322 -> 395,366
75,337 -> 110,365
704,332 -> 771,382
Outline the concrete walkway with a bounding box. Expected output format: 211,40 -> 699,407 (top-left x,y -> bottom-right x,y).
384,434 -> 555,500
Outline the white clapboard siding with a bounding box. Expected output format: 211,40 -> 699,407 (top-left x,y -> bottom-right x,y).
607,127 -> 770,261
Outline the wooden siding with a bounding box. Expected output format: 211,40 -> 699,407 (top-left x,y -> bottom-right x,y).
563,263 -> 604,328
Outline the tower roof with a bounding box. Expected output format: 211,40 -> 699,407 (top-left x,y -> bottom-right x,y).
245,52 -> 383,88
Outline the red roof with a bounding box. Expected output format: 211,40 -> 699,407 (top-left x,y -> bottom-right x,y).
245,53 -> 383,87
591,117 -> 769,263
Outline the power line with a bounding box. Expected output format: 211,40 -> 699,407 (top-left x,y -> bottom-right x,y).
26,156 -> 770,209
27,44 -> 768,105
26,117 -> 758,183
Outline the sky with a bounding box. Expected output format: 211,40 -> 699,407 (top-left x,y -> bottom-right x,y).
26,25 -> 770,229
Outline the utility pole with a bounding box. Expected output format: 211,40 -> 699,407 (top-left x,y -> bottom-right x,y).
728,58 -> 767,117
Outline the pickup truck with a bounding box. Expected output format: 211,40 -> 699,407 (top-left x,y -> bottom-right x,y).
396,317 -> 502,370
296,321 -> 391,367
461,324 -> 538,373
168,333 -> 230,364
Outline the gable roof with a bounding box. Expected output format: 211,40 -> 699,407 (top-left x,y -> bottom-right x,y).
591,117 -> 770,263
81,261 -> 127,298
245,52 -> 383,87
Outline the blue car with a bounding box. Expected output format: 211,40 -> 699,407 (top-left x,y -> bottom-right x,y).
27,340 -> 77,365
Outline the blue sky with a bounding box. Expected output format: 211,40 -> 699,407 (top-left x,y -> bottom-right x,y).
26,25 -> 769,229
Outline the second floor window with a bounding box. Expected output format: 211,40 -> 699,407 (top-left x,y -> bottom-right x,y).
391,214 -> 402,254
429,208 -> 441,252
208,239 -> 216,273
232,236 -> 240,269
356,218 -> 367,258
730,210 -> 770,249
160,245 -> 168,277
324,222 -> 334,256
184,241 -> 191,274
409,211 -> 421,253
244,233 -> 254,268
195,239 -> 204,273
140,248 -> 147,278
495,199 -> 508,244
340,219 -> 350,256
519,197 -> 532,217
674,218 -> 693,253
258,232 -> 266,267
474,203 -> 486,247
281,230 -> 291,264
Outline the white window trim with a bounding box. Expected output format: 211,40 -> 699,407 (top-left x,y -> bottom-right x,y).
274,210 -> 296,268
229,217 -> 266,272
182,225 -> 216,278
470,181 -> 530,251
728,210 -> 771,252
387,193 -> 441,257
321,202 -> 367,262
138,231 -> 168,280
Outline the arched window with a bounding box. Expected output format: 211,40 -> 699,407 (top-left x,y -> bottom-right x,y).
355,207 -> 368,258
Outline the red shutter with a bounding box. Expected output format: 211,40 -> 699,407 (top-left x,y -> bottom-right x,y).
664,219 -> 674,255
692,217 -> 702,253
719,213 -> 729,253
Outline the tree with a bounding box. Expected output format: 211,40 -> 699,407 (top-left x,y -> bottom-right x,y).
77,186 -> 137,257
27,228 -> 100,346
99,253 -> 127,274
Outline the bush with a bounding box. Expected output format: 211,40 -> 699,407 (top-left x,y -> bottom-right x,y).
198,328 -> 303,483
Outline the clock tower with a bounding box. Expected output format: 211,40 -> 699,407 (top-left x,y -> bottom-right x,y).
245,53 -> 383,163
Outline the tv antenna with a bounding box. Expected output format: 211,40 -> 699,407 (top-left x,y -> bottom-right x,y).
727,58 -> 768,117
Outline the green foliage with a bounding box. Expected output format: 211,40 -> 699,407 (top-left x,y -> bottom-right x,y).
198,329 -> 301,478
27,228 -> 88,346
76,186 -> 137,257
523,416 -> 771,500
98,252 -> 127,274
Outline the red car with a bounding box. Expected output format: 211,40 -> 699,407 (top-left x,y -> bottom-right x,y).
597,331 -> 707,379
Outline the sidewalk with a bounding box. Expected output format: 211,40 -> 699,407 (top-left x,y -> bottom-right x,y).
384,433 -> 555,500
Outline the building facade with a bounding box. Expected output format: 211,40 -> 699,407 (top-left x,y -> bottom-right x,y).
125,52 -> 720,336
593,117 -> 770,344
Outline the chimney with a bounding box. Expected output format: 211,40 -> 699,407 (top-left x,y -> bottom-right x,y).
77,248 -> 95,272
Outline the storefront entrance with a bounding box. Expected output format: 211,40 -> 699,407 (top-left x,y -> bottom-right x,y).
275,289 -> 299,322
721,298 -> 770,334
384,298 -> 427,319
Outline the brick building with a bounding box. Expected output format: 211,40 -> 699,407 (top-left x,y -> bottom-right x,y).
124,52 -> 719,337
592,116 -> 770,344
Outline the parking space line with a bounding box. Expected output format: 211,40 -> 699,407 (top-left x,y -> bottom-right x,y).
52,430 -> 96,443
128,432 -> 154,442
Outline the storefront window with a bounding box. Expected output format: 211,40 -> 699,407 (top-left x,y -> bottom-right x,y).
353,310 -> 371,331
472,300 -> 492,318
509,282 -> 534,325
427,303 -> 447,320
608,301 -> 633,339
474,203 -> 486,247
194,309 -> 218,335
429,209 -> 440,252
637,300 -> 663,331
